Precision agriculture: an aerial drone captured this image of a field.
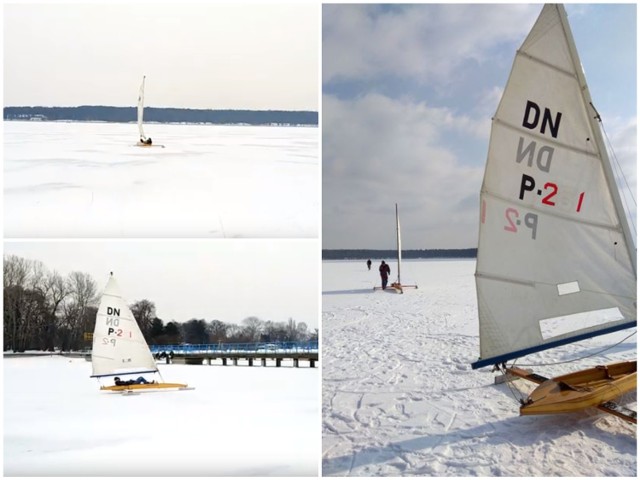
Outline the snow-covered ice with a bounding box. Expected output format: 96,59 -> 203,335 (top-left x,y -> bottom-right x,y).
4,121 -> 318,238
4,355 -> 319,476
322,259 -> 636,476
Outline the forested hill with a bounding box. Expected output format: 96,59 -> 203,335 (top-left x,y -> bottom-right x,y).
3,106 -> 318,126
323,249 -> 477,260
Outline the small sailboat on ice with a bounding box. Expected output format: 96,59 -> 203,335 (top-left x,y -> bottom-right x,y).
90,273 -> 189,393
374,203 -> 418,294
472,4 -> 636,422
135,75 -> 164,148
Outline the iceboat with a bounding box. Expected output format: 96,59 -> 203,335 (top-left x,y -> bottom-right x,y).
471,4 -> 636,423
90,273 -> 189,393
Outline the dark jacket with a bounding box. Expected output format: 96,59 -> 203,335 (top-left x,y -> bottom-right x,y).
379,262 -> 390,279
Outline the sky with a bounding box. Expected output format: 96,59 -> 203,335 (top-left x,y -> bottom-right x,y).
3,239 -> 319,329
3,1 -> 319,110
322,3 -> 637,249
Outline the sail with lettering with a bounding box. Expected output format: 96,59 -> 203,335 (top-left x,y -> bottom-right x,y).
91,273 -> 157,378
471,5 -> 636,418
91,273 -> 189,392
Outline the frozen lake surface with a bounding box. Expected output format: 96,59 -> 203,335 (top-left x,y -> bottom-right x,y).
4,355 -> 319,476
4,121 -> 318,238
322,259 -> 636,476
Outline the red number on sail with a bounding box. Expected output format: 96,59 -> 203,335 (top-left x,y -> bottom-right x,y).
542,182 -> 557,206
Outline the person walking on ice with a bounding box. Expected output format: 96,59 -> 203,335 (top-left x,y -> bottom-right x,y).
379,260 -> 391,290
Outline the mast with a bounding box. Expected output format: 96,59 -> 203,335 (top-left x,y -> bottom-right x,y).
555,4 -> 636,277
396,203 -> 401,284
137,76 -> 146,140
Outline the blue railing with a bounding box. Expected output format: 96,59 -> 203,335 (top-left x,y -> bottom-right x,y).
149,341 -> 318,355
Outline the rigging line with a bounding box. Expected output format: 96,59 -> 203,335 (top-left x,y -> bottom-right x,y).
497,363 -> 528,405
600,123 -> 637,207
513,330 -> 637,368
605,134 -> 637,235
592,106 -> 637,236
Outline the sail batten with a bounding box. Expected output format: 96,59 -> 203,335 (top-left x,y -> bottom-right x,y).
516,49 -> 577,79
473,4 -> 636,368
482,190 -> 628,232
492,118 -> 599,158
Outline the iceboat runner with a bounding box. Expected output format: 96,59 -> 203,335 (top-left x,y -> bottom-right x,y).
471,4 -> 636,423
90,273 -> 189,393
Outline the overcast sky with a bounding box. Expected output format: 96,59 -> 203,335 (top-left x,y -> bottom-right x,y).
4,1 -> 318,110
322,3 -> 637,249
3,240 -> 319,329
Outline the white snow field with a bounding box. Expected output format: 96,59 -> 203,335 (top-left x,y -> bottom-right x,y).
322,259 -> 636,476
4,355 -> 319,476
4,121 -> 318,238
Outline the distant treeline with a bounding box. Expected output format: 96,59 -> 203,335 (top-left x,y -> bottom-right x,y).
4,254 -> 317,353
3,106 -> 318,126
322,249 -> 477,260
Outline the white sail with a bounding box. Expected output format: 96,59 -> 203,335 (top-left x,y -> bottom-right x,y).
137,76 -> 146,140
91,274 -> 158,378
473,5 -> 636,368
396,203 -> 402,285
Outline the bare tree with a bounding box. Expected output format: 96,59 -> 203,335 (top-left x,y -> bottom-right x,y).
130,299 -> 156,340
242,316 -> 263,342
225,323 -> 243,342
262,320 -> 288,342
3,256 -> 52,351
39,270 -> 70,351
207,319 -> 227,343
4,255 -> 31,350
309,328 -> 319,342
60,272 -> 97,350
183,319 -> 209,344
286,318 -> 298,341
296,321 -> 309,341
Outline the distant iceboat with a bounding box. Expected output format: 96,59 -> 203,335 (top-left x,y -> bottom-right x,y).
135,76 -> 164,148
374,203 -> 417,294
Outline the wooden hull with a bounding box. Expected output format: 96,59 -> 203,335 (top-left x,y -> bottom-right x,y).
520,361 -> 636,416
101,382 -> 188,392
135,142 -> 165,148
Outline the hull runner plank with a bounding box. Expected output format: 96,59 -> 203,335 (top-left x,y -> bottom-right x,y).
101,382 -> 189,392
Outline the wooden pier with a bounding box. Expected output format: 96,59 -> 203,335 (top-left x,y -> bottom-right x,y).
153,341 -> 319,368
169,351 -> 318,367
